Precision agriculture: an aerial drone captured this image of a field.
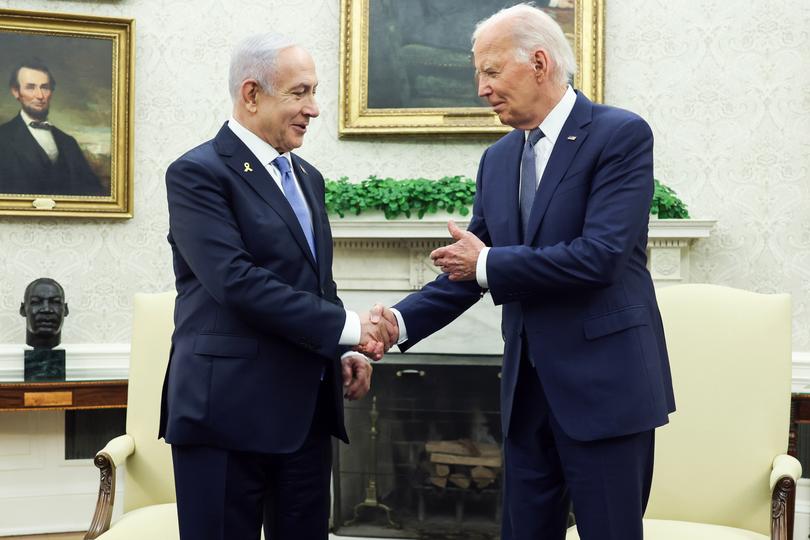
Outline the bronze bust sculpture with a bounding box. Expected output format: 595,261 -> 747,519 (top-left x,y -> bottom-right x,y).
20,277 -> 69,349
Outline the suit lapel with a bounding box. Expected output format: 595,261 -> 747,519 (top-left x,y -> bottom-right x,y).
214,124 -> 318,273
524,92 -> 592,245
500,133 -> 523,245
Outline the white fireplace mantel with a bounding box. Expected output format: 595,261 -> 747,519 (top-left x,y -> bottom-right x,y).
330,214 -> 714,355
331,213 -> 715,288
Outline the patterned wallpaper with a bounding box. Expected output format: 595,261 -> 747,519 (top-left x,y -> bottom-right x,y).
0,0 -> 808,349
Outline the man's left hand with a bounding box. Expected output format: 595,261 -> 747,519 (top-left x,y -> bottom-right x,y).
341,354 -> 372,400
430,220 -> 484,281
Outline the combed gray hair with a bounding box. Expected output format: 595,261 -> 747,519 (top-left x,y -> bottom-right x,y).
228,33 -> 297,102
472,3 -> 576,87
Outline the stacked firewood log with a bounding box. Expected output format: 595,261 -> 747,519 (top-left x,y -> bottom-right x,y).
423,439 -> 501,489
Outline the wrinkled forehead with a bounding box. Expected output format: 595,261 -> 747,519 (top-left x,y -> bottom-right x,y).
17,67 -> 51,86
26,282 -> 63,301
473,24 -> 516,66
274,46 -> 318,86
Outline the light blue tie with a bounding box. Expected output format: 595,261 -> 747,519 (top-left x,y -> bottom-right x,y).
520,128 -> 545,237
272,155 -> 317,260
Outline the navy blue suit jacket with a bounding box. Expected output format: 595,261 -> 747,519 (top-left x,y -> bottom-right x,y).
159,123 -> 349,454
395,92 -> 675,442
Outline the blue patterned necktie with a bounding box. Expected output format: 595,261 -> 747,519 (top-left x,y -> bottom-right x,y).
272,155 -> 317,260
520,128 -> 545,236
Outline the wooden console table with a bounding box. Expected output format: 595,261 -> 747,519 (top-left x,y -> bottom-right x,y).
0,379 -> 127,411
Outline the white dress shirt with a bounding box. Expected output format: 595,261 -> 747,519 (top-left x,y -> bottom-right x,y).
21,109 -> 58,163
392,86 -> 578,344
227,117 -> 362,349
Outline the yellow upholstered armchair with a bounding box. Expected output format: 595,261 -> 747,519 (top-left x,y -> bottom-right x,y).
567,284 -> 801,540
85,291 -> 179,540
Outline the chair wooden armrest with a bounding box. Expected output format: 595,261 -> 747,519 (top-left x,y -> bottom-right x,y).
771,454 -> 802,540
84,434 -> 136,540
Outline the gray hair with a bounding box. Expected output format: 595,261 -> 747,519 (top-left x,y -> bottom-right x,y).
472,3 -> 576,87
228,33 -> 297,102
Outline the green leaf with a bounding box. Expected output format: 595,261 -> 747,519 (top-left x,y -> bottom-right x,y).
324,176 -> 689,220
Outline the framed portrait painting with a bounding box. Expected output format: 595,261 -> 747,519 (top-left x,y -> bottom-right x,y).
339,0 -> 604,136
0,9 -> 134,218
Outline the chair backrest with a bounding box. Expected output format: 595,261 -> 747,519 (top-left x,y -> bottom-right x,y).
122,291 -> 176,512
645,284 -> 791,535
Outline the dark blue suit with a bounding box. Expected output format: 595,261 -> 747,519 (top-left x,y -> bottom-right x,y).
394,92 -> 675,539
0,113 -> 105,196
160,123 -> 349,539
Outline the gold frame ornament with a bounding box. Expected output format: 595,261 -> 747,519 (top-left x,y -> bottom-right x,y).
339,0 -> 604,136
0,9 -> 134,218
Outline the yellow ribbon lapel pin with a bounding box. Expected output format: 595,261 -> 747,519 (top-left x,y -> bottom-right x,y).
243,162 -> 253,173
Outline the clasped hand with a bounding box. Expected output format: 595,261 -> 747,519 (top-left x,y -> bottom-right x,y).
354,304 -> 400,360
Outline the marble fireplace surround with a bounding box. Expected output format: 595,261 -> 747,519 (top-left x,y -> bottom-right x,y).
330,214 -> 715,356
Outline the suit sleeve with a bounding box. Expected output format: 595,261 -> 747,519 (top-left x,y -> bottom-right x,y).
166,155 -> 347,360
393,151 -> 491,350
486,116 -> 654,305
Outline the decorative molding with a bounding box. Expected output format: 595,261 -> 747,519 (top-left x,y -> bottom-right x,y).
647,218 -> 716,240
772,475 -> 795,540
792,352 -> 810,393
331,212 -> 470,239
331,215 -> 716,289
331,214 -> 716,241
0,344 -> 129,382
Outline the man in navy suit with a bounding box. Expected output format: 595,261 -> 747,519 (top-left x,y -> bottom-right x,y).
161,33 -> 391,540
0,60 -> 105,196
371,4 -> 675,539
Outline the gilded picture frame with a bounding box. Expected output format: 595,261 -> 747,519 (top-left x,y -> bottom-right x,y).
339,0 -> 604,136
0,9 -> 134,218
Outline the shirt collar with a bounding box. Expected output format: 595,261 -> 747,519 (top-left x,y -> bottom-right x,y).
20,109 -> 50,128
526,85 -> 576,145
227,116 -> 292,168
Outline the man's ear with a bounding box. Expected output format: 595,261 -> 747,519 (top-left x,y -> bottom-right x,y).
64,303 -> 69,317
240,80 -> 261,113
532,49 -> 549,81
19,302 -> 25,317
10,87 -> 20,100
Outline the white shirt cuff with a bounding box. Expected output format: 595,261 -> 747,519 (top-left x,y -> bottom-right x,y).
476,247 -> 490,289
390,308 -> 408,344
339,310 -> 361,345
341,350 -> 370,362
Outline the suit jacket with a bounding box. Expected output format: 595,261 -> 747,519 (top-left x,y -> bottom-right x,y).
159,123 -> 349,454
394,92 -> 675,442
0,113 -> 105,196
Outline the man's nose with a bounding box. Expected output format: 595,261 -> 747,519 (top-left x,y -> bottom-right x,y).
304,97 -> 320,118
477,79 -> 491,97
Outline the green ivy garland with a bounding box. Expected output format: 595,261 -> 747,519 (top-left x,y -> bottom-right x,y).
325,176 -> 689,220
651,179 -> 690,219
325,176 -> 476,219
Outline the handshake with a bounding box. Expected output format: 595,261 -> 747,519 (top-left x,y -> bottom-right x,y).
355,304 -> 399,360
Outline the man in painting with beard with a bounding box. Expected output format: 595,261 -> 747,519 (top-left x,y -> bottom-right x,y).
0,59 -> 105,196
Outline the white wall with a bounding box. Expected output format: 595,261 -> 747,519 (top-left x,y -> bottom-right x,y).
0,0 -> 807,349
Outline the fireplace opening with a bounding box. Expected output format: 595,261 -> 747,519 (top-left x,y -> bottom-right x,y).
333,353 -> 503,539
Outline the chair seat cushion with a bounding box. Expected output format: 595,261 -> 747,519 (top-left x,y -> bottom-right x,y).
97,503 -> 179,540
566,518 -> 768,540
95,502 -> 267,539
